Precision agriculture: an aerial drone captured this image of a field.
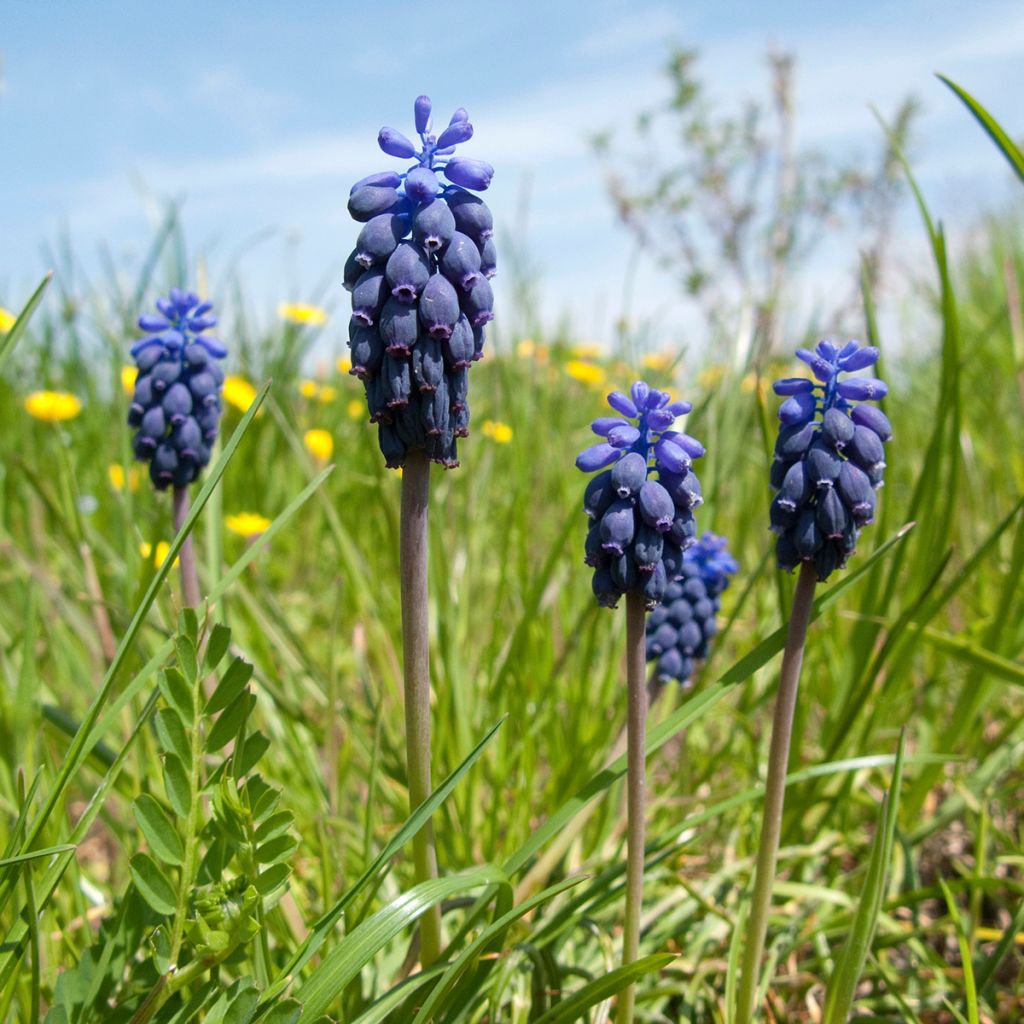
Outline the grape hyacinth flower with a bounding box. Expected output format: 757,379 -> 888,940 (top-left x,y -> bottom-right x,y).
344,95 -> 496,471
128,289 -> 226,607
344,96 -> 497,965
736,339 -> 892,1023
577,381 -> 705,609
769,339 -> 891,581
576,379 -> 704,1024
646,532 -> 739,687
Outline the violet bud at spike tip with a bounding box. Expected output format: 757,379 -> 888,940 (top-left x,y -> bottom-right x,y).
577,380 -> 705,610
770,339 -> 892,581
129,290 -> 225,491
345,95 -> 496,469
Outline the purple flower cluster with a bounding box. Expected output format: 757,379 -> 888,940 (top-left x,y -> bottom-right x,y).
344,96 -> 496,469
770,340 -> 891,580
577,381 -> 704,609
646,533 -> 739,685
128,290 -> 226,490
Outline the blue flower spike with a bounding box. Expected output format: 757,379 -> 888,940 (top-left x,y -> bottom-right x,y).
646,533 -> 739,686
345,95 -> 496,469
128,289 -> 226,491
770,339 -> 891,581
577,381 -> 704,610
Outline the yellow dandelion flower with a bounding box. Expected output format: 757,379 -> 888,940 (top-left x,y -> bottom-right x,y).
347,398 -> 364,420
304,428 -> 334,462
482,419 -> 513,443
0,308 -> 16,333
140,541 -> 178,567
225,512 -> 272,538
642,351 -> 674,372
121,365 -> 138,394
278,302 -> 328,326
565,360 -> 606,386
317,384 -> 337,403
337,355 -> 353,375
516,338 -> 536,359
25,390 -> 82,422
570,342 -> 603,359
299,379 -> 318,399
108,463 -> 141,493
223,375 -> 257,412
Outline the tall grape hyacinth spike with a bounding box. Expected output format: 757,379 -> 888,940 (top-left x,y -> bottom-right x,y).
769,339 -> 891,580
577,381 -> 705,609
129,289 -> 226,490
736,338 -> 892,1024
344,94 -> 496,469
576,379 -> 703,1024
128,288 -> 226,608
646,532 -> 739,687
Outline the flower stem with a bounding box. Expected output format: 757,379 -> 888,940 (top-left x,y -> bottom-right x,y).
172,486 -> 201,609
399,451 -> 442,965
735,561 -> 817,1023
619,591 -> 648,1024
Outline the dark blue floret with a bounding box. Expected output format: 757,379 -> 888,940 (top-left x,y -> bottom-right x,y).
345,95 -> 496,469
128,289 -> 225,491
645,533 -> 739,686
770,339 -> 891,581
577,381 -> 704,610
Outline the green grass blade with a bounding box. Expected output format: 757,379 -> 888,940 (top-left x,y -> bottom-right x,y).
937,75 -> 1024,183
920,629 -> 1024,689
939,879 -> 980,1024
294,865 -> 511,1022
823,730 -> 906,1024
528,953 -> 675,1024
0,272 -> 52,375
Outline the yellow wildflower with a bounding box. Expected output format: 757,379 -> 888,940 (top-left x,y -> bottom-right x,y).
140,541 -> 178,567
0,308 -> 16,332
571,342 -> 603,359
223,375 -> 257,412
299,380 -> 337,403
482,420 -> 513,443
337,355 -> 353,375
278,302 -> 328,326
225,512 -> 272,538
108,463 -> 140,493
304,428 -> 334,462
516,338 -> 536,359
347,398 -> 364,420
565,361 -> 606,386
642,351 -> 674,372
25,390 -> 82,422
121,365 -> 138,394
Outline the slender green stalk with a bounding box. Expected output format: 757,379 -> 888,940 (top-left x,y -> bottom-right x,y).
619,592 -> 649,1024
173,485 -> 201,609
400,451 -> 442,965
735,561 -> 817,1023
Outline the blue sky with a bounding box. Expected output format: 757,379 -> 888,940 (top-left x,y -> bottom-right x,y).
2,0 -> 1022,354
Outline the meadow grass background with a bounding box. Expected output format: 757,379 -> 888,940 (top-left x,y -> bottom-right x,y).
0,84 -> 1023,1024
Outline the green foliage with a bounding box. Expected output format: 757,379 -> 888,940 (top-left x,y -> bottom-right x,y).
0,68 -> 1022,1024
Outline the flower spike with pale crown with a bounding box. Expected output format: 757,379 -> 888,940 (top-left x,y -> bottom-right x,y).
344,95 -> 496,469
577,381 -> 704,609
647,532 -> 739,686
128,289 -> 226,490
769,339 -> 891,580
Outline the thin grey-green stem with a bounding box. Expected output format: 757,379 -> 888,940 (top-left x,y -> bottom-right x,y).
735,561 -> 817,1023
400,451 -> 442,965
619,592 -> 649,1024
172,486 -> 201,609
